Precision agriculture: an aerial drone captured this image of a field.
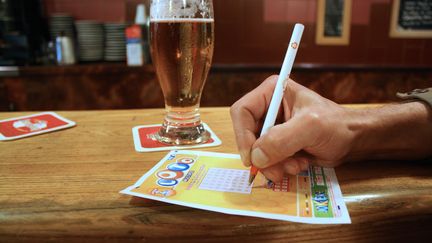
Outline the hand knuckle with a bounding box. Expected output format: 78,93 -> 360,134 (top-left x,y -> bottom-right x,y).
230,102 -> 241,116
304,112 -> 323,127
265,128 -> 287,156
264,130 -> 278,147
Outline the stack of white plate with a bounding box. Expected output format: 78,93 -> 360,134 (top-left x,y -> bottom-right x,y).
76,20 -> 104,62
104,23 -> 127,61
49,14 -> 74,40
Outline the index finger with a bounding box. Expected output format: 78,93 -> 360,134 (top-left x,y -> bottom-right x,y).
230,75 -> 279,166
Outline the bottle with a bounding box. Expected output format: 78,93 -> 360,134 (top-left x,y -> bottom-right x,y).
55,32 -> 76,65
126,4 -> 150,66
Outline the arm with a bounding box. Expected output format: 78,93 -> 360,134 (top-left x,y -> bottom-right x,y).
348,102 -> 432,161
230,76 -> 432,182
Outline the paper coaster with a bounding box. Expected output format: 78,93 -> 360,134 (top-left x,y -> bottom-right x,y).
132,123 -> 222,152
0,112 -> 76,141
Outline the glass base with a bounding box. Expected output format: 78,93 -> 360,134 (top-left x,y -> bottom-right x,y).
152,105 -> 210,145
153,121 -> 210,145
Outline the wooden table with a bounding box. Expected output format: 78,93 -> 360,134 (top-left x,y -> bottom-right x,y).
1,107 -> 431,242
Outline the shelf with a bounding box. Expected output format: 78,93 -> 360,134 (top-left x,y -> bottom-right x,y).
1,63 -> 154,77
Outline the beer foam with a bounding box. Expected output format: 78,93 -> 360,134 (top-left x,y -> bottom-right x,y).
151,0 -> 213,20
150,18 -> 214,23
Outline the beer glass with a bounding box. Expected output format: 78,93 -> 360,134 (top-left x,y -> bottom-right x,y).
149,0 -> 214,145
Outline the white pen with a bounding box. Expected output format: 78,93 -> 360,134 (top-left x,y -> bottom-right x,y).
249,23 -> 305,185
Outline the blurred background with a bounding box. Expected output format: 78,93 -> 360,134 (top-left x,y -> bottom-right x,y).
0,0 -> 431,111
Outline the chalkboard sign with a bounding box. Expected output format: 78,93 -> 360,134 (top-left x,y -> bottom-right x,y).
324,0 -> 344,37
316,0 -> 352,45
390,0 -> 432,38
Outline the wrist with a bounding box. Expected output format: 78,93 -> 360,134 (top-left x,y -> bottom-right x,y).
345,102 -> 432,162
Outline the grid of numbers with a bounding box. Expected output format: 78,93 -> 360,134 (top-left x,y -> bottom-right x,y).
272,176 -> 290,192
199,168 -> 252,194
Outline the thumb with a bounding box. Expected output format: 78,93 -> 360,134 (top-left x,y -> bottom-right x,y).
250,115 -> 319,169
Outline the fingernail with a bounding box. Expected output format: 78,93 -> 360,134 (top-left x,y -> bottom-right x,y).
251,148 -> 269,168
285,163 -> 298,175
240,150 -> 251,166
299,159 -> 309,171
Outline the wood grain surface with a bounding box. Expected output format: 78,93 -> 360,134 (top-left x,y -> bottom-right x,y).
0,106 -> 431,242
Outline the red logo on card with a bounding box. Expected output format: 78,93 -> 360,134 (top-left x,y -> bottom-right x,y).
13,118 -> 47,133
0,114 -> 68,138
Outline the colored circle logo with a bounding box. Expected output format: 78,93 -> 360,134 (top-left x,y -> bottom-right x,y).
149,188 -> 176,197
157,170 -> 184,180
177,158 -> 195,164
167,163 -> 190,171
157,179 -> 178,187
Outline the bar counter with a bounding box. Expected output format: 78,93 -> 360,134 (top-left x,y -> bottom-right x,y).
1,106 -> 431,241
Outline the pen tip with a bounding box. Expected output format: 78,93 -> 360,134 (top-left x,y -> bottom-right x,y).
248,174 -> 256,185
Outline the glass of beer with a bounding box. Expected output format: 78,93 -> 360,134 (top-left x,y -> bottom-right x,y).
149,0 -> 214,145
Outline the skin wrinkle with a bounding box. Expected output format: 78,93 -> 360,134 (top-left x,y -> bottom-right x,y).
239,108 -> 256,163
282,98 -> 292,121
262,115 -> 289,158
292,114 -> 319,151
273,126 -> 298,158
245,107 -> 256,133
303,112 -> 332,152
243,106 -> 259,133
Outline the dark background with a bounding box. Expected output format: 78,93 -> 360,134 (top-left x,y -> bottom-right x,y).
0,0 -> 431,111
43,0 -> 432,66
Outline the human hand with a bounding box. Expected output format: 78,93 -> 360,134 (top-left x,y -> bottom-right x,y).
230,76 -> 357,182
